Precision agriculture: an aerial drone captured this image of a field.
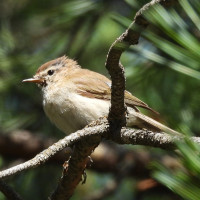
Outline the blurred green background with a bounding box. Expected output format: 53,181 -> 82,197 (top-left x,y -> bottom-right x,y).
0,0 -> 200,199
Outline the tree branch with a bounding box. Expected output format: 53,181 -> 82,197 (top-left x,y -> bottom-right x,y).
0,132 -> 181,178
45,0 -> 179,198
0,121 -> 199,180
0,0 -> 186,199
0,122 -> 108,179
50,140 -> 100,200
105,0 -> 178,135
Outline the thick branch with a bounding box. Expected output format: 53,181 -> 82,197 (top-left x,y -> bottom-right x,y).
0,0 -> 184,199
118,128 -> 179,149
0,132 -> 186,178
50,140 -> 99,200
105,0 -> 178,130
0,121 -> 199,180
50,0 -> 179,198
0,122 -> 108,179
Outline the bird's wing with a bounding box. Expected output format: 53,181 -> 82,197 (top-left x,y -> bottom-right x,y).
71,69 -> 158,114
124,91 -> 159,114
71,69 -> 111,99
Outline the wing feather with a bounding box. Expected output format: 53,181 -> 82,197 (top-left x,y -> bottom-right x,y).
70,69 -> 158,114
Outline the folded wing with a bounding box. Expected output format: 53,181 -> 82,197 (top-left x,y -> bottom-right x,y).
71,69 -> 158,114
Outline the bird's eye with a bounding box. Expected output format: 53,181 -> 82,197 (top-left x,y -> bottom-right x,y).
47,70 -> 54,76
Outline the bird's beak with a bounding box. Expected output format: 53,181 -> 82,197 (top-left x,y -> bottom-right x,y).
22,77 -> 44,83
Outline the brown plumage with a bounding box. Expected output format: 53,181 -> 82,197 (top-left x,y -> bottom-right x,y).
23,56 -> 180,135
72,69 -> 159,114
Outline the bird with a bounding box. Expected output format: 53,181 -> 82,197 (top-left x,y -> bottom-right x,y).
23,56 -> 179,135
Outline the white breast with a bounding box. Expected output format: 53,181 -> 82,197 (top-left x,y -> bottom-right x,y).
42,85 -> 110,135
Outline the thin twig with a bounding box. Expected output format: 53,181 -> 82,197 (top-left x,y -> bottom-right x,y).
0,134 -> 183,177
50,140 -> 100,200
0,123 -> 108,179
105,0 -> 178,136
1,122 -> 199,180
0,1 -> 188,200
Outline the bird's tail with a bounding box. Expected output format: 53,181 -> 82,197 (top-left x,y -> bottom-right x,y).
127,111 -> 181,136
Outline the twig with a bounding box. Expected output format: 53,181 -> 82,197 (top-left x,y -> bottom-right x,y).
47,0 -> 179,199
0,133 -> 182,177
50,140 -> 100,200
0,1 -> 186,200
0,123 -> 108,179
105,0 -> 178,135
1,122 -> 199,180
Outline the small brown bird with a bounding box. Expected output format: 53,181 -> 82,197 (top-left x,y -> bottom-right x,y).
23,56 -> 179,135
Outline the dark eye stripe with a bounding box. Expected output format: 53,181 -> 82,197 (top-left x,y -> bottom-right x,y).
47,70 -> 54,76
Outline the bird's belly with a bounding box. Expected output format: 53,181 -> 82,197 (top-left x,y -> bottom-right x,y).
43,93 -> 110,135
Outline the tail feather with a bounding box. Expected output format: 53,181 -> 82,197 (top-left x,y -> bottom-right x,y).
127,111 -> 181,136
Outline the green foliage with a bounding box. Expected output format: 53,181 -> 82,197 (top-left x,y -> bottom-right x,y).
0,0 -> 123,134
120,0 -> 200,136
118,1 -> 200,199
153,139 -> 200,200
1,0 -> 200,199
128,1 -> 200,199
